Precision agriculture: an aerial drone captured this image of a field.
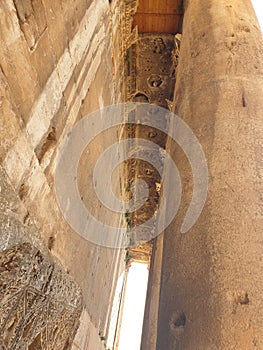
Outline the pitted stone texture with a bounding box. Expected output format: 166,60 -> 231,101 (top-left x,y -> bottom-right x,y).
126,34 -> 175,108
123,33 -> 177,256
109,0 -> 138,103
0,242 -> 82,350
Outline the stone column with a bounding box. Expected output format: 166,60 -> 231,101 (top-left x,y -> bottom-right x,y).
157,0 -> 263,349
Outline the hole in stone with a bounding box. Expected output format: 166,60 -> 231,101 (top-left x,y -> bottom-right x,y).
238,292 -> 250,305
242,94 -> 247,107
18,183 -> 27,200
132,92 -> 149,102
144,67 -> 152,72
174,312 -> 186,327
36,127 -> 56,164
148,130 -> 157,138
152,38 -> 165,54
232,290 -> 250,307
148,74 -> 163,88
48,236 -> 55,250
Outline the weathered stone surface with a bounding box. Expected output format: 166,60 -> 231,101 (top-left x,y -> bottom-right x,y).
157,0 -> 263,349
0,166 -> 82,350
123,32 -> 177,260
0,1 -> 126,349
0,242 -> 82,350
126,34 -> 175,108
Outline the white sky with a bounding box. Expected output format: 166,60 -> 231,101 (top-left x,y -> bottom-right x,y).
118,263 -> 149,350
251,0 -> 263,30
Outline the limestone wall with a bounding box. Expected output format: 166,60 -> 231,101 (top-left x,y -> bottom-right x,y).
0,0 -> 126,348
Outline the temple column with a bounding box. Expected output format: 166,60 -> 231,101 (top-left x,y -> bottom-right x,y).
157,0 -> 263,349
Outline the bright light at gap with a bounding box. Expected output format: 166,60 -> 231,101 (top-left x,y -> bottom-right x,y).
118,262 -> 149,350
251,0 -> 263,30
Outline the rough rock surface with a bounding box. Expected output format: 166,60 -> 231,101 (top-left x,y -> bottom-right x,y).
0,242 -> 82,350
156,1 -> 263,349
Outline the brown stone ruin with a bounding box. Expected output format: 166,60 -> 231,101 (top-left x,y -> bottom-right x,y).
0,0 -> 262,349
